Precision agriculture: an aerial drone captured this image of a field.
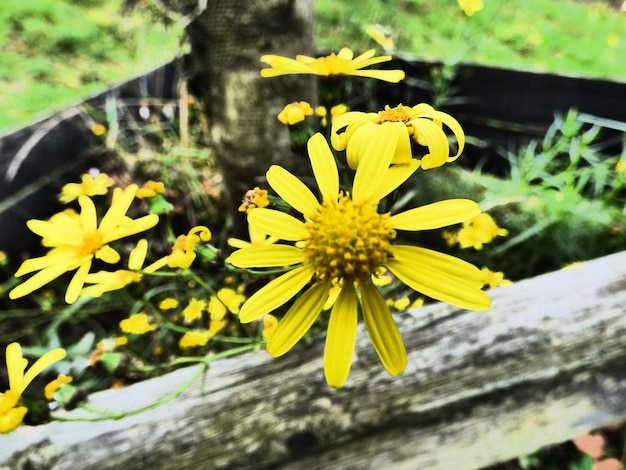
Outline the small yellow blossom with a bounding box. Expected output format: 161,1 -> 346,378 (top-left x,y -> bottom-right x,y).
136,181 -> 166,199
161,226 -> 212,269
119,313 -> 157,334
278,101 -> 314,125
332,103 -> 465,170
91,123 -> 107,136
182,298 -> 206,323
260,47 -> 405,83
1,343 -> 66,433
179,331 -> 210,348
607,33 -> 619,48
392,296 -> 411,311
44,374 -> 73,400
89,336 -> 127,367
454,213 -> 509,250
159,298 -> 179,310
207,319 -> 227,337
316,104 -> 349,127
458,0 -> 484,16
481,267 -> 512,288
10,185 -> 159,303
262,314 -> 278,340
238,188 -> 270,213
58,173 -> 115,204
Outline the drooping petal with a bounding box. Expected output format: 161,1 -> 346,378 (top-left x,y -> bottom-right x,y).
388,122 -> 413,165
308,133 -> 339,203
248,208 -> 308,241
65,261 -> 92,303
390,200 -> 481,231
238,266 -> 315,322
353,126 -> 398,203
331,112 -> 378,151
411,118 -> 450,169
228,244 -> 304,268
431,110 -> 465,162
324,283 -> 358,388
386,255 -> 491,311
369,159 -> 420,203
266,280 -> 331,357
19,348 -> 66,396
266,165 -> 319,217
359,280 -> 407,375
9,263 -> 72,300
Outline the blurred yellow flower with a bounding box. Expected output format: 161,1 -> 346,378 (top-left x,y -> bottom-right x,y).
208,288 -> 246,320
260,48 -> 405,83
364,24 -> 394,51
58,173 -> 114,204
454,213 -> 509,250
167,226 -> 212,269
607,32 -> 619,48
1,343 -> 66,433
136,180 -> 166,199
44,374 -> 73,400
120,313 -> 157,334
332,103 -> 465,170
228,133 -> 489,387
182,298 -> 206,323
262,314 -> 278,340
458,0 -> 484,16
481,267 -> 512,288
278,101 -> 314,125
179,331 -> 210,348
10,185 -> 159,303
238,187 -> 270,214
159,298 -> 179,310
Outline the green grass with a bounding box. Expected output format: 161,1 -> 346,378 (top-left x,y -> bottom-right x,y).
0,0 -> 184,134
316,0 -> 626,80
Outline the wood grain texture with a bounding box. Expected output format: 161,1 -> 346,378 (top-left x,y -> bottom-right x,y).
3,251 -> 626,470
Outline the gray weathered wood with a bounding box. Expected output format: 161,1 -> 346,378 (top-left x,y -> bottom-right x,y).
3,251 -> 626,469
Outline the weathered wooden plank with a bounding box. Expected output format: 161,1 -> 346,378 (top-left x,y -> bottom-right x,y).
3,251 -> 626,469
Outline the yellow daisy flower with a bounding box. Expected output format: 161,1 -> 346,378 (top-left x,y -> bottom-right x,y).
228,133 -> 490,387
158,298 -> 179,310
331,103 -> 465,170
119,313 -> 157,334
277,101 -> 314,125
182,298 -> 206,323
9,185 -> 159,303
136,180 -> 166,199
260,47 -> 405,83
58,173 -> 114,204
1,343 -> 66,433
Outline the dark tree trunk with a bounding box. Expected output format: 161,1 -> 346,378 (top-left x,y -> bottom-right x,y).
184,0 -> 316,235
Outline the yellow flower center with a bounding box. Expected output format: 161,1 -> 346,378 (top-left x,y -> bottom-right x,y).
303,194 -> 396,284
76,230 -> 105,258
377,104 -> 412,123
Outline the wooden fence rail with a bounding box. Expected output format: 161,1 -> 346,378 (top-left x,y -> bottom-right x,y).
2,251 -> 626,469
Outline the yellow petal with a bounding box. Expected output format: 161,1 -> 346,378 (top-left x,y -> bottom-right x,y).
350,69 -> 405,83
324,283 -> 358,388
359,280 -> 407,375
432,110 -> 465,162
412,118 -> 449,169
248,208 -> 308,241
385,255 -> 491,311
266,280 -> 330,357
238,266 -> 314,322
331,112 -> 377,152
6,343 -> 28,395
65,262 -> 92,304
19,348 -> 66,396
227,245 -> 304,268
389,200 -> 481,231
266,165 -> 319,217
129,239 -> 148,270
308,133 -> 339,203
370,159 -> 420,202
9,263 -> 70,300
352,125 -> 398,203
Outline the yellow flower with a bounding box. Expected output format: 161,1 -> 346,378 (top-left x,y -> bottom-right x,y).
228,133 -> 490,387
119,313 -> 157,334
44,374 -> 73,400
481,267 -> 512,288
238,188 -> 270,213
454,213 -> 509,250
182,298 -> 206,323
10,185 -> 159,303
260,47 -> 405,83
159,297 -> 179,310
262,314 -> 278,340
167,226 -> 212,269
278,101 -> 314,125
1,343 -> 66,433
136,181 -> 166,199
607,32 -> 619,48
331,103 -> 465,170
458,0 -> 484,16
179,331 -> 210,349
58,173 -> 115,204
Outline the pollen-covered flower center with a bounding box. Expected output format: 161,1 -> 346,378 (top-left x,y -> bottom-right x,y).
76,230 -> 105,258
378,104 -> 412,123
303,194 -> 396,284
